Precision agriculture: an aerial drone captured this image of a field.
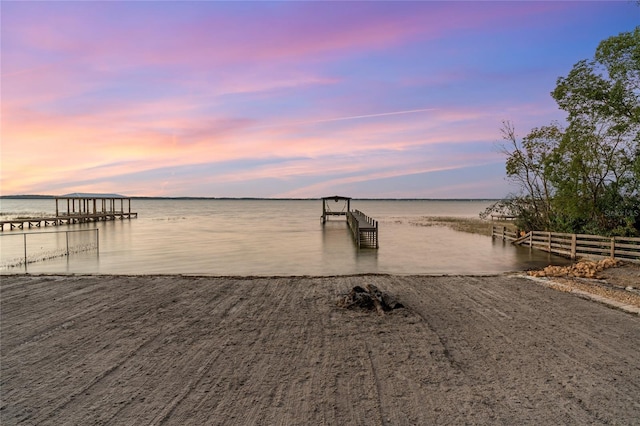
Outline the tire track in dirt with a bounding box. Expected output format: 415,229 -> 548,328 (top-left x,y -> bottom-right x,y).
364,340 -> 387,426
40,332 -> 164,422
392,274 -> 640,424
150,347 -> 219,424
2,276 -> 246,424
86,277 -> 247,425
367,275 -> 492,424
2,274 -> 639,425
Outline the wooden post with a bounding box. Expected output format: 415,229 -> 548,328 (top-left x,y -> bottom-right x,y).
611,237 -> 616,259
571,234 -> 577,260
529,231 -> 533,248
322,200 -> 326,223
548,232 -> 552,253
502,226 -> 506,241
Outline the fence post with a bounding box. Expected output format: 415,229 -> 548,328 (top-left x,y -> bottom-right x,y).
23,233 -> 27,266
502,226 -> 506,241
96,229 -> 99,253
548,232 -> 552,253
66,231 -> 70,257
529,231 -> 533,248
610,237 -> 615,259
571,234 -> 577,260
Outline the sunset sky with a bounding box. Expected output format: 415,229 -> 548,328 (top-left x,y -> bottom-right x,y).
1,1 -> 638,198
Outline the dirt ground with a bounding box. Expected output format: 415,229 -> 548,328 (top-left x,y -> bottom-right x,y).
525,261 -> 640,311
1,274 -> 639,425
599,261 -> 640,289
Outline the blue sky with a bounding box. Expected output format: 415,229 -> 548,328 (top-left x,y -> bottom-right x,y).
2,1 -> 638,198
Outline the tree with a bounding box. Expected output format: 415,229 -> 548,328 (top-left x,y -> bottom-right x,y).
595,27 -> 640,94
551,28 -> 639,234
493,121 -> 561,231
489,28 -> 640,236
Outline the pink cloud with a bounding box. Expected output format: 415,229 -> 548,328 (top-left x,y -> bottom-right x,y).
1,1 -> 588,197
1,98 -> 509,195
5,1 -> 565,74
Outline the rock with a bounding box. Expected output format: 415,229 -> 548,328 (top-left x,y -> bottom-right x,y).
528,258 -> 622,279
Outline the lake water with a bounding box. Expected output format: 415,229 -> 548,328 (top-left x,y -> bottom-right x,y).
0,198 -> 568,275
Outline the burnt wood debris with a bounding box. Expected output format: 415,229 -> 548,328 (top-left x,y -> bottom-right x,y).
336,284 -> 404,315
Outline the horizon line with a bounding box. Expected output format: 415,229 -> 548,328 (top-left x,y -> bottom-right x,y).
0,194 -> 501,201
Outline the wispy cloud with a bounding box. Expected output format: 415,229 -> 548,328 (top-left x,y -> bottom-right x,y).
257,108 -> 438,129
1,1 -> 636,197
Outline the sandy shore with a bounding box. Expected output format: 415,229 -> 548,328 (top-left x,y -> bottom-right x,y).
2,274 -> 639,425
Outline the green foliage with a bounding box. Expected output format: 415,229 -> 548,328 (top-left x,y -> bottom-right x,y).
490,28 -> 640,236
595,27 -> 640,94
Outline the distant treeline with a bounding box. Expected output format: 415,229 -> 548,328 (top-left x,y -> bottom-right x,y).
0,195 -> 56,199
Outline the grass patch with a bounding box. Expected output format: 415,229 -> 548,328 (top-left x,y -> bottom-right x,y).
409,216 -> 515,237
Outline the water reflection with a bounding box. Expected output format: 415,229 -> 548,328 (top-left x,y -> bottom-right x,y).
1,199 -> 571,276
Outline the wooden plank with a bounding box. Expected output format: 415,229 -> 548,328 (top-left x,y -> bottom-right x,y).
576,246 -> 612,255
548,231 -> 572,237
614,242 -> 640,250
614,249 -> 640,258
615,236 -> 640,243
0,211 -> 137,231
576,233 -> 610,240
576,239 -> 612,247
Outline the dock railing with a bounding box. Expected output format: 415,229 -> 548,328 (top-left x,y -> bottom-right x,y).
0,228 -> 99,271
347,209 -> 379,249
492,225 -> 640,262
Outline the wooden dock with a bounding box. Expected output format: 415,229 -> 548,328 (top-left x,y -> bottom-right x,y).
1,196 -> 137,231
347,209 -> 379,249
321,196 -> 378,248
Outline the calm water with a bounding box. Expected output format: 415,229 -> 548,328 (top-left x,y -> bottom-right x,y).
0,199 -> 568,275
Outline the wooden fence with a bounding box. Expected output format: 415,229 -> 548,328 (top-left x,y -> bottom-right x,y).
492,225 -> 640,263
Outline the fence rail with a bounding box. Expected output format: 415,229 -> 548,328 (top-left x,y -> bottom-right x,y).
0,228 -> 99,271
346,210 -> 379,249
492,225 -> 640,262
